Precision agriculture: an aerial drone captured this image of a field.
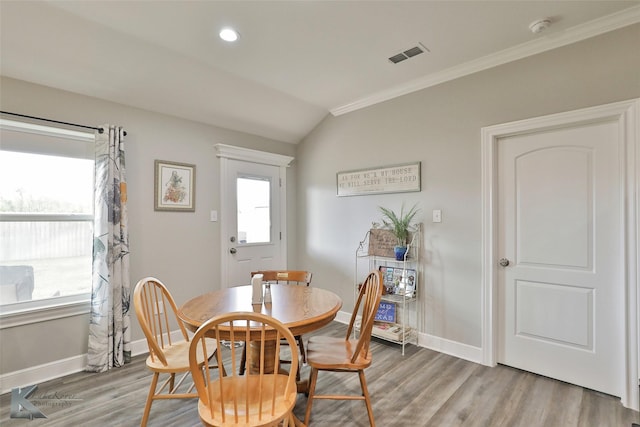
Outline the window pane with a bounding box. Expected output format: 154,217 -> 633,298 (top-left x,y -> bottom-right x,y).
0,151 -> 94,214
0,221 -> 93,303
0,149 -> 94,306
237,177 -> 270,244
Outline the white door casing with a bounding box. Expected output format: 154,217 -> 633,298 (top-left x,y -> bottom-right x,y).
216,144 -> 293,288
481,99 -> 639,410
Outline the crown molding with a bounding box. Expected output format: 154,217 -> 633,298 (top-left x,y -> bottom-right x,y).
330,5 -> 640,116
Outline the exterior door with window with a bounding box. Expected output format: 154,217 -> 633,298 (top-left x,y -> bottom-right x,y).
217,145 -> 293,288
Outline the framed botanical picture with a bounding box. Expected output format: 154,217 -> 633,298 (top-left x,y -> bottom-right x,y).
154,160 -> 196,212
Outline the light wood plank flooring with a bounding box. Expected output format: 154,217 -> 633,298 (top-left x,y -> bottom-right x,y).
1,322 -> 637,426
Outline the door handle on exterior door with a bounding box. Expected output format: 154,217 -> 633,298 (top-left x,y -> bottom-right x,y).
499,258 -> 510,267
229,248 -> 237,254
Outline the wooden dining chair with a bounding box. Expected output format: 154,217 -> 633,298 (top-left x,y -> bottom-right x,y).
189,311 -> 304,426
133,277 -> 224,427
240,270 -> 313,377
303,270 -> 383,426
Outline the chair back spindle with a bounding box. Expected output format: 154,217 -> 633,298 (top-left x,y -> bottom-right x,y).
348,271 -> 383,363
190,312 -> 299,426
133,277 -> 222,427
135,278 -> 189,366
251,270 -> 312,286
304,270 -> 383,426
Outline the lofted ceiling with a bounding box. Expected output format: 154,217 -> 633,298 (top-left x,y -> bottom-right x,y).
1,1 -> 639,143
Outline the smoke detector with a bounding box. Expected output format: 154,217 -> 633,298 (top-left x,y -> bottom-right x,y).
529,18 -> 552,34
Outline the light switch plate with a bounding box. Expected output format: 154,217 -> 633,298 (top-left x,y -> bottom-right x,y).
433,209 -> 442,223
210,210 -> 218,222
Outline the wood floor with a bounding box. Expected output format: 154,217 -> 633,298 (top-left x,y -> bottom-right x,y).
1,322 -> 638,426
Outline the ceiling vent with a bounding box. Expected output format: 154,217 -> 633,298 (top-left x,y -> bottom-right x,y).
388,43 -> 429,64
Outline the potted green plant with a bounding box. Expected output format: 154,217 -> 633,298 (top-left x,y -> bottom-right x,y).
378,203 -> 419,260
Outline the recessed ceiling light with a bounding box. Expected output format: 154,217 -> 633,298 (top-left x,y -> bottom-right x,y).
219,28 -> 239,42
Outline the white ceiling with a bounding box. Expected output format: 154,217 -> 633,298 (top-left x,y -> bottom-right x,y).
1,1 -> 639,143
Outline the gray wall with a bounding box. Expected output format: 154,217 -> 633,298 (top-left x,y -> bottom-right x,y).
0,76 -> 297,373
1,23 -> 638,376
295,24 -> 640,348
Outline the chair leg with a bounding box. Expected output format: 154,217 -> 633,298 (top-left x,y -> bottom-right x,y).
290,412 -> 306,427
239,344 -> 247,375
168,373 -> 176,392
141,372 -> 159,427
304,368 -> 319,426
297,336 -> 306,364
209,351 -> 227,377
358,370 -> 375,427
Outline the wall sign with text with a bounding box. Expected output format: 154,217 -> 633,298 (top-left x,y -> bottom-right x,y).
336,162 -> 421,197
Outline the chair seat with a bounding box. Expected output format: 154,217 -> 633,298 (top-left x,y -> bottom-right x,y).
197,371 -> 296,426
306,336 -> 372,370
146,337 -> 216,373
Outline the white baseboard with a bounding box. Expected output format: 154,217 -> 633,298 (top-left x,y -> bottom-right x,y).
418,332 -> 484,365
334,310 -> 351,324
0,322 -> 485,396
335,310 -> 484,365
0,333 -> 178,395
0,354 -> 88,395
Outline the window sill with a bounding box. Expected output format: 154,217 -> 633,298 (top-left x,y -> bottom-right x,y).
0,294 -> 90,329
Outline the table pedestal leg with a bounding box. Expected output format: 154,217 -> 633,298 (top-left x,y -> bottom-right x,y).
248,340 -> 309,394
248,340 -> 277,374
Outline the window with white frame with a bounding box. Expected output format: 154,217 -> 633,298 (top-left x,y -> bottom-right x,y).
0,119 -> 95,319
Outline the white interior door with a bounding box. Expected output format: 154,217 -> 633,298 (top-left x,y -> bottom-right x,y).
497,119 -> 623,396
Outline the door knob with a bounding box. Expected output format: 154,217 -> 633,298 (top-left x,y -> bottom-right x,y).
230,248 -> 237,254
499,258 -> 510,267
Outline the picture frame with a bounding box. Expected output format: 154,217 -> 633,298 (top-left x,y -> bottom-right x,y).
154,160 -> 196,212
379,265 -> 417,296
401,268 -> 417,296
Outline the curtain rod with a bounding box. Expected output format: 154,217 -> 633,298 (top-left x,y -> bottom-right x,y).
0,111 -> 127,135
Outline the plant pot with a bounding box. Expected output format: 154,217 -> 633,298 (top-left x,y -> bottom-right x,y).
394,246 -> 408,261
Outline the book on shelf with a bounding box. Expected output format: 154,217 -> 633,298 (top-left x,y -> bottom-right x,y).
372,322 -> 412,341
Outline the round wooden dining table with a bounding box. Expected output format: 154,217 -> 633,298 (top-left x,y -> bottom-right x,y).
178,284 -> 343,392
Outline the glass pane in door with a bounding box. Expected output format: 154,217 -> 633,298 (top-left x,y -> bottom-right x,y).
237,176 -> 270,244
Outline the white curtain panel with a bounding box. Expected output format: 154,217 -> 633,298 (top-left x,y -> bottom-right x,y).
86,125 -> 131,372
